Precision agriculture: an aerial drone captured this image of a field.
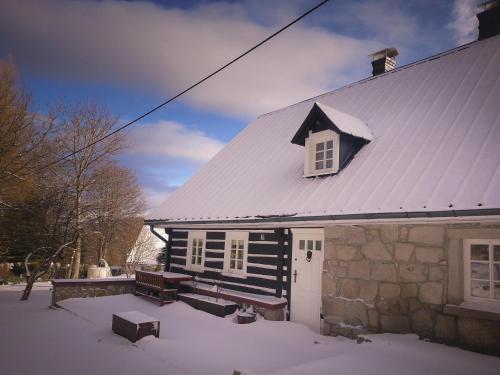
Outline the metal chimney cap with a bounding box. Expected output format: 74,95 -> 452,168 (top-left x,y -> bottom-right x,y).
479,0 -> 499,11
369,47 -> 399,61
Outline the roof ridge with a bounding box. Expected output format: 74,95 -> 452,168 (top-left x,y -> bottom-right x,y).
256,38 -> 490,119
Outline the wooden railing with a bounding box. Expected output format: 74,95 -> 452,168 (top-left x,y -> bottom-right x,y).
135,270 -> 165,291
135,271 -> 175,306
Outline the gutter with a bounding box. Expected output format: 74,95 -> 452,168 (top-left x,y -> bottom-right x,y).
149,225 -> 169,243
144,208 -> 500,227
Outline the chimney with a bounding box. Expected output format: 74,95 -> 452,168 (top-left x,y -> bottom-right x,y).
368,47 -> 399,76
477,0 -> 500,40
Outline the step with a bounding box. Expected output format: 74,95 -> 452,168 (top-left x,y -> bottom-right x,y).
178,293 -> 238,317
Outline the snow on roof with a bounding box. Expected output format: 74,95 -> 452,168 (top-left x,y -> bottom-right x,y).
314,102 -> 374,141
149,35 -> 500,223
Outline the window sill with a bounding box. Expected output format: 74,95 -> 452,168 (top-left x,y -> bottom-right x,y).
444,302 -> 500,323
303,170 -> 336,178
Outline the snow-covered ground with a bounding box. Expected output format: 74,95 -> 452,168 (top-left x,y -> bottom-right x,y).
1,284 -> 499,375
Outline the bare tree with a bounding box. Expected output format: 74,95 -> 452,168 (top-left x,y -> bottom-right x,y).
0,59 -> 54,214
126,226 -> 161,277
54,103 -> 124,278
0,58 -> 58,265
0,58 -> 32,205
6,157 -> 78,300
0,58 -> 148,300
21,242 -> 73,300
86,164 -> 145,264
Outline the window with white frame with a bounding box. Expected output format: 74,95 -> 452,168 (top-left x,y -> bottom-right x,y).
224,232 -> 248,275
187,231 -> 205,271
299,238 -> 323,252
314,140 -> 334,171
304,129 -> 339,177
464,240 -> 500,303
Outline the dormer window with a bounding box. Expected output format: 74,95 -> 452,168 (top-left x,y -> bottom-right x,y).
291,102 -> 373,178
304,129 -> 339,176
315,140 -> 333,170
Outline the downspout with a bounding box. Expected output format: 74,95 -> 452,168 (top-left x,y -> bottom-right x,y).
149,225 -> 171,271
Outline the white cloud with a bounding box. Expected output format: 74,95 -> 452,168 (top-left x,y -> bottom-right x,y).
0,0 -> 379,118
320,0 -> 452,60
118,119 -> 221,212
126,121 -> 224,163
344,1 -> 420,45
143,188 -> 175,215
448,0 -> 479,45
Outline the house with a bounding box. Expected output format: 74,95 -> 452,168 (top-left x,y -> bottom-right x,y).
146,3 -> 500,354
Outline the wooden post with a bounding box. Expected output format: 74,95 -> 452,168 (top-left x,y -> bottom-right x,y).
275,228 -> 285,298
165,228 -> 172,272
285,230 -> 292,321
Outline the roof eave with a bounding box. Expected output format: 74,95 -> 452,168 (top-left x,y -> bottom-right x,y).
145,208 -> 500,227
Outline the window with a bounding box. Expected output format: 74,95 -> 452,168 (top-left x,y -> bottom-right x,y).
187,231 -> 205,271
230,239 -> 245,270
224,232 -> 248,276
314,140 -> 334,171
464,240 -> 500,303
298,239 -> 322,251
191,239 -> 203,266
304,129 -> 339,177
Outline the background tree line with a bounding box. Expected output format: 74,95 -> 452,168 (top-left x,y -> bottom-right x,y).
0,59 -> 146,299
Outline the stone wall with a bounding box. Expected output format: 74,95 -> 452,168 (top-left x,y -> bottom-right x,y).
322,222 -> 500,355
52,278 -> 136,305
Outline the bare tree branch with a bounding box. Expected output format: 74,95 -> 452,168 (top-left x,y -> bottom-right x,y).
21,241 -> 74,301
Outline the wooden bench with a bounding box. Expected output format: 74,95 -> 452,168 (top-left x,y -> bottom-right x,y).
135,270 -> 177,306
112,311 -> 160,343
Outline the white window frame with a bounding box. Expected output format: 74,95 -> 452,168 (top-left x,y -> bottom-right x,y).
186,231 -> 206,272
463,239 -> 500,304
223,231 -> 249,277
292,227 -> 325,253
304,129 -> 340,177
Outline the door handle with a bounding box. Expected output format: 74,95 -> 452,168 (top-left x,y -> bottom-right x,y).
293,269 -> 298,283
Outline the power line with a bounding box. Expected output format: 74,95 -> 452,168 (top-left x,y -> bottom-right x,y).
32,0 -> 331,173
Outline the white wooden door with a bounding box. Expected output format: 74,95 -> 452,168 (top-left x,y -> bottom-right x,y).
290,228 -> 324,331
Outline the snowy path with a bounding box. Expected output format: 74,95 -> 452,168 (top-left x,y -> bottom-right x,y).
1,284 -> 499,375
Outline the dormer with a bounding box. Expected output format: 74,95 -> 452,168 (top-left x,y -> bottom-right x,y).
291,102 -> 373,177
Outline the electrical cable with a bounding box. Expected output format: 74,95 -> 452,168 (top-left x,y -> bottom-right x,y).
29,0 -> 331,173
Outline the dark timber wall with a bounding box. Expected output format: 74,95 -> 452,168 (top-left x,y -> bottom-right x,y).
168,229 -> 291,304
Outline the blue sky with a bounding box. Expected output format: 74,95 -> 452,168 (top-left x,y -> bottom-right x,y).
0,0 -> 481,211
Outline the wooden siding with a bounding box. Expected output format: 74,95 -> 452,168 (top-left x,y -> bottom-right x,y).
204,260 -> 223,269
205,241 -> 225,250
204,251 -> 224,259
171,240 -> 187,248
171,230 -> 188,239
206,232 -> 225,240
170,256 -> 186,266
248,232 -> 279,242
168,229 -> 290,300
248,242 -> 279,255
170,248 -> 187,257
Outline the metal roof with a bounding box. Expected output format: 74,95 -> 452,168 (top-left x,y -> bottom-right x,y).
149,35 -> 500,223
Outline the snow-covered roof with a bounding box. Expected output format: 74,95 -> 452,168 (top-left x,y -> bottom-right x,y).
314,102 -> 374,141
149,35 -> 500,223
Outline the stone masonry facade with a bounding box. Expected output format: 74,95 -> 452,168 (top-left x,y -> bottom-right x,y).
52,278 -> 136,305
322,222 -> 500,355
